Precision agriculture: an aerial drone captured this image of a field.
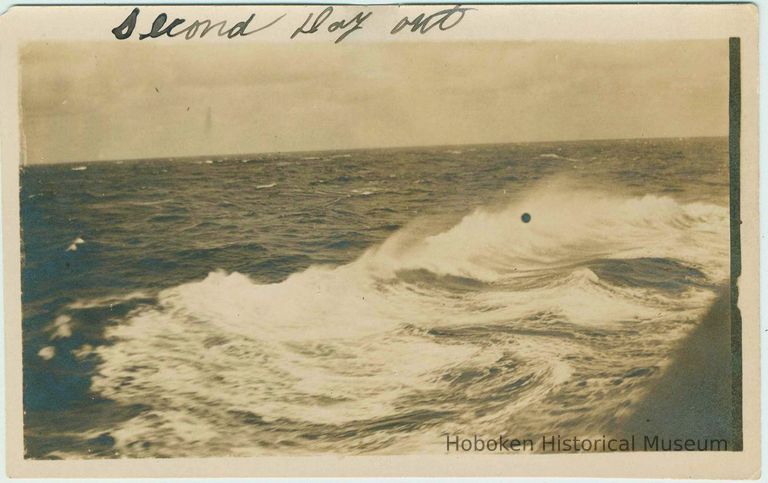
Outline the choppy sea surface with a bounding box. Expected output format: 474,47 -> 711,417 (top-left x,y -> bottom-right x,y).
21,138 -> 730,458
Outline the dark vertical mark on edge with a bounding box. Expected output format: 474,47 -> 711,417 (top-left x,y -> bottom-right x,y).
728,36 -> 743,451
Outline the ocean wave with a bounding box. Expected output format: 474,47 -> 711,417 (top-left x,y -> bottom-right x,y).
360,186 -> 728,283
86,186 -> 729,456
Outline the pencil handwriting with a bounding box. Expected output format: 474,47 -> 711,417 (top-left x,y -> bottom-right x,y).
111,8 -> 286,40
390,5 -> 475,35
110,6 -> 474,42
291,7 -> 373,43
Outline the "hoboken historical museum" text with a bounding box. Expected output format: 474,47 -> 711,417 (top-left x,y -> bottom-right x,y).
445,434 -> 729,453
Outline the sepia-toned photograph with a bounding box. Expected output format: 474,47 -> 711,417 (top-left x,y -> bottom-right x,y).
1,3 -> 760,478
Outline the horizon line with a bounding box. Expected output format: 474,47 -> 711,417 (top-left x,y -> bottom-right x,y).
23,134 -> 728,167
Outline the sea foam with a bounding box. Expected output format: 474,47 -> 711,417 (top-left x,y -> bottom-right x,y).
88,185 -> 728,456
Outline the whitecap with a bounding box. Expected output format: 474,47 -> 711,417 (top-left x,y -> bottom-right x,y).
38,346 -> 55,361
50,315 -> 73,339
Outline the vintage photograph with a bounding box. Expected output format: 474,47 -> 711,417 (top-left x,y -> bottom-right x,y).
16,34 -> 742,461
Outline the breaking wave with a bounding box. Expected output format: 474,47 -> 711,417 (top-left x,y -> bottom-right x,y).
85,186 -> 728,456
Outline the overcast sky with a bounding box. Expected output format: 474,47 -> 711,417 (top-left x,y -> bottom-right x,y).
21,40 -> 728,164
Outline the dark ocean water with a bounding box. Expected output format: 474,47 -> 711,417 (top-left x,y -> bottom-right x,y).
21,138 -> 730,458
